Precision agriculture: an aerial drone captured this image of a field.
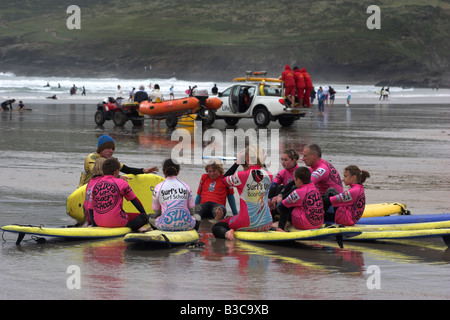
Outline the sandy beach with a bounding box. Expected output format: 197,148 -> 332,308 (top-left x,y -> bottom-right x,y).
1,88 -> 450,300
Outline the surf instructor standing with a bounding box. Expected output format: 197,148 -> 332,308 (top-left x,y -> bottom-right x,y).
78,134 -> 158,187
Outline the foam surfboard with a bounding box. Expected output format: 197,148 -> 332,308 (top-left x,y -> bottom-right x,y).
234,225 -> 362,248
1,224 -> 132,245
357,213 -> 450,225
66,173 -> 165,223
347,228 -> 450,247
361,202 -> 407,218
357,220 -> 450,231
124,229 -> 199,245
232,77 -> 282,83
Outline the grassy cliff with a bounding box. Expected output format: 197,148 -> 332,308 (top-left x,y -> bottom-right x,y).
0,0 -> 449,87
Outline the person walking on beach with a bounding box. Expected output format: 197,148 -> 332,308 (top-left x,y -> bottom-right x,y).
78,134 -> 158,187
211,84 -> 218,96
346,86 -> 351,107
116,85 -> 123,104
129,87 -> 135,102
329,86 -> 336,107
379,86 -> 385,100
310,87 -> 316,106
317,87 -> 325,116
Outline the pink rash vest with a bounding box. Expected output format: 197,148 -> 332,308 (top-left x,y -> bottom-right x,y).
89,175 -> 137,228
273,164 -> 299,186
330,183 -> 366,226
310,158 -> 344,195
222,165 -> 273,232
282,182 -> 325,230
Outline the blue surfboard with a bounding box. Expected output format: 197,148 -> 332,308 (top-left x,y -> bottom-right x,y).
356,213 -> 450,225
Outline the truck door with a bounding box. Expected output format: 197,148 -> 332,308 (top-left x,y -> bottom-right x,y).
228,85 -> 241,114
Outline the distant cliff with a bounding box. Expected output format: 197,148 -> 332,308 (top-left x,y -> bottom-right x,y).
0,0 -> 449,87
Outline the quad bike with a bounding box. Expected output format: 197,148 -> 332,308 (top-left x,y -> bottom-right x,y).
94,97 -> 144,127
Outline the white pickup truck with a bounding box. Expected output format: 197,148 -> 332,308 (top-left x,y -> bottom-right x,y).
208,76 -> 308,127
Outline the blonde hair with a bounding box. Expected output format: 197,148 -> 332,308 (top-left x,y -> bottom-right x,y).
92,157 -> 106,176
205,158 -> 224,175
245,145 -> 266,167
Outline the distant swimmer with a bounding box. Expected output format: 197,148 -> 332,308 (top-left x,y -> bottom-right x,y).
47,95 -> 57,99
1,99 -> 15,111
44,82 -> 50,87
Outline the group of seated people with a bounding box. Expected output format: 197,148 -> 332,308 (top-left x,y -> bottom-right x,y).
81,137 -> 370,241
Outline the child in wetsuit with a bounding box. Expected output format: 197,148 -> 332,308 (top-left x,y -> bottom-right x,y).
212,146 -> 273,240
322,165 -> 370,226
275,167 -> 324,231
146,158 -> 200,231
195,159 -> 238,220
88,157 -> 149,231
269,149 -> 299,215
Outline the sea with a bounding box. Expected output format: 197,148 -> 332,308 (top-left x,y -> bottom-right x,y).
1,71 -> 448,103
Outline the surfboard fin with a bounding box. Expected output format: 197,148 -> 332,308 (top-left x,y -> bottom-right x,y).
16,232 -> 25,245
443,235 -> 450,248
335,235 -> 344,249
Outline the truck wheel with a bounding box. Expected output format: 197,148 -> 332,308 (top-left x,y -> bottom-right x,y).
94,110 -> 106,125
113,110 -> 127,126
224,117 -> 239,125
254,108 -> 270,127
278,115 -> 295,127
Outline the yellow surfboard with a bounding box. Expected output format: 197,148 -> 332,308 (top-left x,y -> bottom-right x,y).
232,77 -> 283,83
124,229 -> 199,245
234,225 -> 362,248
66,174 -> 165,223
1,224 -> 132,245
357,220 -> 450,231
348,228 -> 450,246
362,202 -> 407,218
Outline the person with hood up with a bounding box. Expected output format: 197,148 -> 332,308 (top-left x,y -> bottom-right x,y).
279,65 -> 296,107
300,68 -> 313,107
293,67 -> 306,107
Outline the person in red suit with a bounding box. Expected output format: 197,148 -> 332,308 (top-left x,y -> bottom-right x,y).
300,68 -> 313,107
279,65 -> 296,107
293,67 -> 306,107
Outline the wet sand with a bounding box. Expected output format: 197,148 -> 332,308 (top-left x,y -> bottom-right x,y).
1,99 -> 449,301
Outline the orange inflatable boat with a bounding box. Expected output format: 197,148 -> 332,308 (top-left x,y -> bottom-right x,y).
139,97 -> 199,118
204,97 -> 222,110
